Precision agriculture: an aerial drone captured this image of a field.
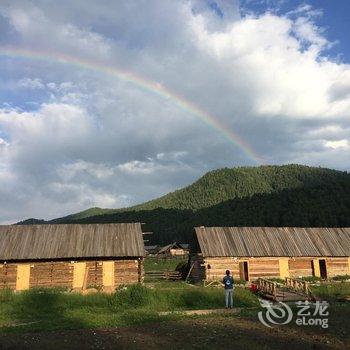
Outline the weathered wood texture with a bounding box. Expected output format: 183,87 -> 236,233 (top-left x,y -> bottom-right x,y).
29,261 -> 73,288
86,261 -> 103,287
204,257 -> 239,280
0,223 -> 145,261
203,257 -> 280,281
189,255 -> 205,282
248,259 -> 280,279
192,257 -> 350,282
0,259 -> 144,291
0,264 -> 17,289
289,258 -> 313,278
326,258 -> 349,277
157,243 -> 188,257
115,260 -> 140,287
195,226 -> 350,257
169,249 -> 188,256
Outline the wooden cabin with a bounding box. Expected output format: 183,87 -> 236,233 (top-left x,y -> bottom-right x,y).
0,223 -> 145,292
144,245 -> 160,256
190,227 -> 350,282
157,242 -> 189,257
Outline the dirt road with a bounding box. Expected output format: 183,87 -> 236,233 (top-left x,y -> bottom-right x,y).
0,313 -> 348,350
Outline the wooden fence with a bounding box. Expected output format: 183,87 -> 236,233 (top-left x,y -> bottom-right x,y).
256,278 -> 277,299
145,270 -> 182,281
285,277 -> 312,297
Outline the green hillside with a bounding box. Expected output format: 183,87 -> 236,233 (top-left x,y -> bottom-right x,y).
131,164 -> 347,210
19,164 -> 350,244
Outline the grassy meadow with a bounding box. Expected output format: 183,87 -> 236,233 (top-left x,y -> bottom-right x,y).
310,281 -> 350,301
143,256 -> 187,272
0,283 -> 259,333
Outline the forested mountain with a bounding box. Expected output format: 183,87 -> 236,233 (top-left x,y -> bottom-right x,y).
17,165 -> 350,245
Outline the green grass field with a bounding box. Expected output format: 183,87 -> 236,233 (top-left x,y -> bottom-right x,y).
310,282 -> 350,300
143,256 -> 188,272
1,282 -> 349,349
0,283 -> 259,333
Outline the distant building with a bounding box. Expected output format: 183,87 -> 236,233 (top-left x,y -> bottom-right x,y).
157,242 -> 189,257
144,245 -> 160,255
0,223 -> 145,292
190,227 -> 350,282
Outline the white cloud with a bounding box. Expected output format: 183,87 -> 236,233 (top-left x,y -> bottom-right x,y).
0,137 -> 8,147
0,1 -> 349,222
58,161 -> 115,181
324,139 -> 350,150
0,103 -> 92,145
191,12 -> 350,119
2,5 -> 111,58
17,78 -> 45,89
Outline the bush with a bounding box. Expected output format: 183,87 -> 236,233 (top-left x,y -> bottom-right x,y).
299,276 -> 322,283
0,288 -> 14,302
331,275 -> 350,281
113,284 -> 152,309
310,282 -> 350,300
233,279 -> 248,285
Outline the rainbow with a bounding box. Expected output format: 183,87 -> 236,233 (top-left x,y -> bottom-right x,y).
0,46 -> 264,164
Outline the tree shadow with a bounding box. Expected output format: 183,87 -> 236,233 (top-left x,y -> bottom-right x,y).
6,288 -> 88,332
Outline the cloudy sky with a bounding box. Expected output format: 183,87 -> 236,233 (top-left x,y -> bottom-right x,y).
0,0 -> 349,223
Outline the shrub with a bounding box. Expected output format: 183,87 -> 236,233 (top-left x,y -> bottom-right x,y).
299,276 -> 322,283
331,275 -> 350,281
0,288 -> 14,302
310,282 -> 350,300
113,284 -> 152,309
234,279 -> 248,285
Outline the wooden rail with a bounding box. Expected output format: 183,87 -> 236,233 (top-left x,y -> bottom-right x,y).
203,279 -> 223,287
256,278 -> 277,300
285,277 -> 311,297
145,270 -> 182,281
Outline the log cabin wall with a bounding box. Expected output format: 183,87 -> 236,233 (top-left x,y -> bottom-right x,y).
203,257 -> 280,281
319,258 -> 349,278
169,249 -> 188,256
194,226 -> 350,282
204,257 -> 240,281
114,259 -> 140,287
30,261 -> 74,289
0,264 -> 17,289
199,256 -> 350,282
288,258 -> 314,278
0,258 -> 144,291
248,258 -> 280,280
86,261 -> 103,288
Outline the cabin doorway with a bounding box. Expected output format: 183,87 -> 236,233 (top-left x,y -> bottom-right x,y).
319,259 -> 327,279
239,261 -> 249,281
312,259 -> 328,279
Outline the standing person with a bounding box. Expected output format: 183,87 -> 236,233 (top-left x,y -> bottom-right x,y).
223,270 -> 234,309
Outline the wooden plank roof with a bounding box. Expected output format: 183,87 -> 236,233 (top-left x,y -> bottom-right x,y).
157,242 -> 186,254
195,227 -> 350,257
0,223 -> 145,261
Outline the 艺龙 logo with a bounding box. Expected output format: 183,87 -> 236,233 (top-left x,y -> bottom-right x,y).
258,299 -> 293,328
258,299 -> 329,329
